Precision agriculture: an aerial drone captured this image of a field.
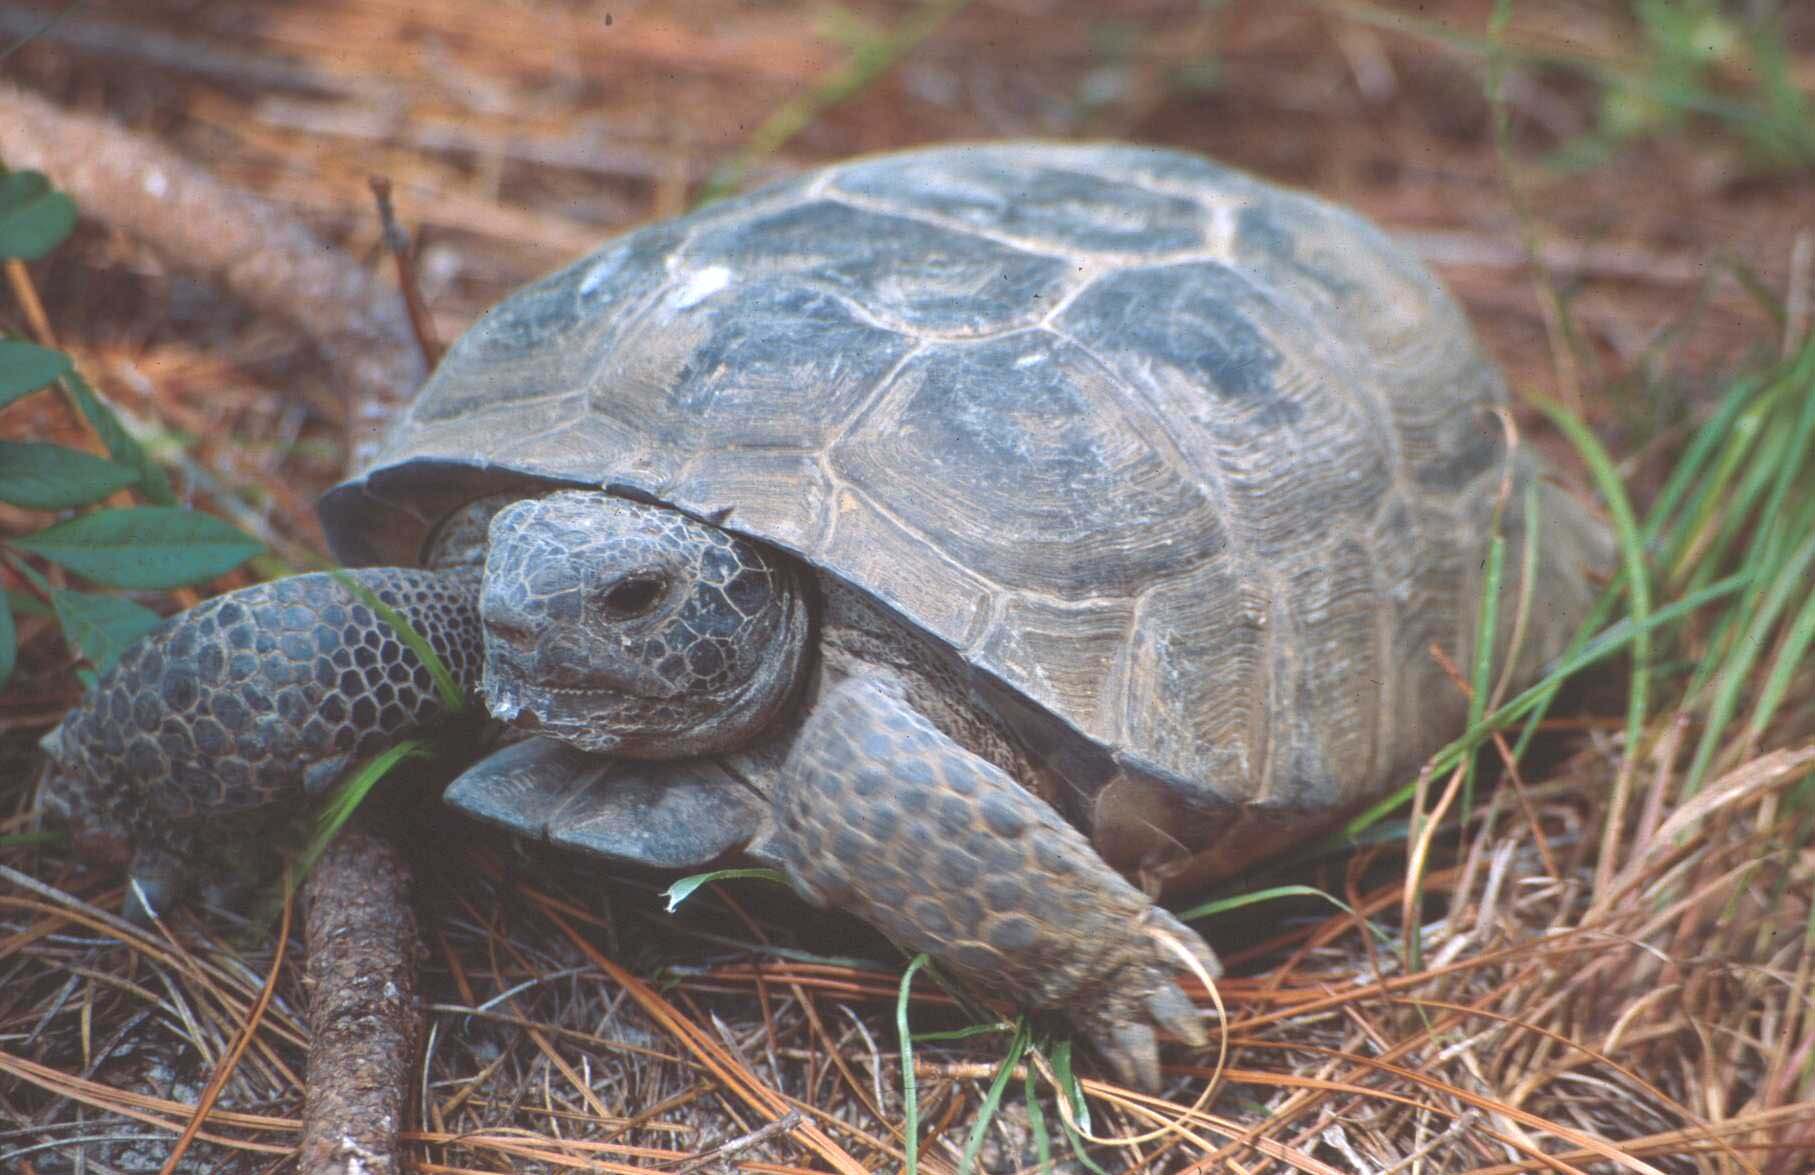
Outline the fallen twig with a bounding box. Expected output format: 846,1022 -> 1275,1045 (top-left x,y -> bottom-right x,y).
0,80 -> 423,466
671,1108 -> 803,1173
297,829 -> 421,1175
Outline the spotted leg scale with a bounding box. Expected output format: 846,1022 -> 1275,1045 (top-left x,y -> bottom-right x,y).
768,675 -> 1221,1090
39,568 -> 484,917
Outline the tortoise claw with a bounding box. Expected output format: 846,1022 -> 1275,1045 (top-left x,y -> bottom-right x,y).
1145,977 -> 1207,1048
1102,1022 -> 1160,1092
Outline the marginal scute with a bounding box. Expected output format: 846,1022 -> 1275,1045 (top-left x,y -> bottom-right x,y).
446,737 -> 765,868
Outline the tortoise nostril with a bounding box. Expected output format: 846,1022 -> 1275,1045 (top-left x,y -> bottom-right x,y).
487,618 -> 538,649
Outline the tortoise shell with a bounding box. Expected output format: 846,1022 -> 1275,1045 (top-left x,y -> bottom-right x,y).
320,142 -> 1603,820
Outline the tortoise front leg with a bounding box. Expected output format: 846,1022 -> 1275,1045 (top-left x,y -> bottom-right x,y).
39,568 -> 484,918
759,675 -> 1220,1090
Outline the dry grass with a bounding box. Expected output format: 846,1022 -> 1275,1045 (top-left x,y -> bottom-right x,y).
2,1 -> 1813,1172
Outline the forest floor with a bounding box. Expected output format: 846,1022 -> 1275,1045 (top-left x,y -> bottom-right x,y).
1,2 -> 1813,1172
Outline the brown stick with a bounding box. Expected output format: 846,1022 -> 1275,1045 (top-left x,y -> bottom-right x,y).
298,829 -> 421,1175
0,80 -> 424,464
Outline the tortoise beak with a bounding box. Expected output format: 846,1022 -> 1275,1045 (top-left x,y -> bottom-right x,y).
484,681 -> 548,734
483,680 -> 627,754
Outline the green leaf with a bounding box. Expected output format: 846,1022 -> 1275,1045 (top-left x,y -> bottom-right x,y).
0,171 -> 77,260
0,596 -> 14,690
4,587 -> 53,619
0,441 -> 139,510
11,506 -> 262,589
0,172 -> 49,214
661,867 -> 787,913
0,339 -> 71,407
61,370 -> 176,505
49,589 -> 162,675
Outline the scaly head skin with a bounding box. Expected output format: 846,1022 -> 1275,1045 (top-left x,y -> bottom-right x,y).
479,491 -> 811,757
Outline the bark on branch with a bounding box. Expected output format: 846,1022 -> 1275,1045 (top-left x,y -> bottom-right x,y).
0,80 -> 423,460
298,830 -> 421,1175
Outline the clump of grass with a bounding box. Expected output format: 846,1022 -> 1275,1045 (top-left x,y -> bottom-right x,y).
1318,0 -> 1815,173
1561,0 -> 1815,172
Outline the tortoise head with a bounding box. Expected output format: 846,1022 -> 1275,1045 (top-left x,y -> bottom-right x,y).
479,491 -> 811,757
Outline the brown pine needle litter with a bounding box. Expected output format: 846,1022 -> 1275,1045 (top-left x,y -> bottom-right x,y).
2,1 -> 1813,1172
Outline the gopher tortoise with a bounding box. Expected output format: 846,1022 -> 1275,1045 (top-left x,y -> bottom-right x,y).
41,142 -> 1607,1089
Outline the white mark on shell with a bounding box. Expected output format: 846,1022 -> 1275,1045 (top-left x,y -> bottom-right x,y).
672,264 -> 734,309
1205,197 -> 1242,256
579,247 -> 629,298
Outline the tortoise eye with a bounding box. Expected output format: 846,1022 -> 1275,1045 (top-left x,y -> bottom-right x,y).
598,574 -> 667,619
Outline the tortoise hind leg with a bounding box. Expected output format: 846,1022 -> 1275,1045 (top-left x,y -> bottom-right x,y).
757,675 -> 1220,1090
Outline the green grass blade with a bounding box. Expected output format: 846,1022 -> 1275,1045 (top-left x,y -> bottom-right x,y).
1050,1040 -> 1109,1175
1463,530 -> 1506,815
1682,520 -> 1815,798
697,0 -> 973,205
1748,574 -> 1815,743
662,867 -> 788,913
898,953 -> 931,1175
959,1018 -> 1031,1175
1643,370 -> 1764,551
1491,479 -> 1544,711
1346,570 -> 1752,836
298,739 -> 432,881
1179,882 -> 1353,923
1533,396 -> 1652,770
0,593 -> 13,690
1023,1056 -> 1053,1175
329,569 -> 467,712
910,1022 -> 1015,1044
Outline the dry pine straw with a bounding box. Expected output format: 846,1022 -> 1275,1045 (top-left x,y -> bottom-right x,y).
2,728 -> 1811,1172
3,1 -> 1815,1172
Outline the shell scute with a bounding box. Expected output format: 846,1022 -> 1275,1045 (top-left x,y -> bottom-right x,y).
831,330 -> 1226,599
1058,262 -> 1293,415
682,198 -> 1075,336
592,276 -> 914,451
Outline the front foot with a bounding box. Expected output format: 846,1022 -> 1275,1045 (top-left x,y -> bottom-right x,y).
39,568 -> 483,916
764,676 -> 1220,1090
